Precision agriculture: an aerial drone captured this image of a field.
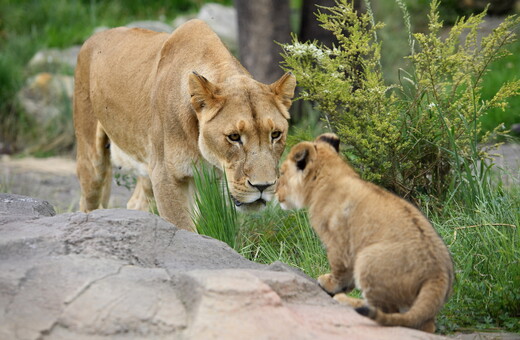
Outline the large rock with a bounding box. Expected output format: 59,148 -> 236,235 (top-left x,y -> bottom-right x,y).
27,46 -> 81,73
197,3 -> 238,52
173,3 -> 238,53
126,20 -> 173,33
0,195 -> 444,339
0,193 -> 55,222
16,72 -> 74,126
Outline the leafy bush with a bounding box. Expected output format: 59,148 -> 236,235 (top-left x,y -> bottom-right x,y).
281,0 -> 520,204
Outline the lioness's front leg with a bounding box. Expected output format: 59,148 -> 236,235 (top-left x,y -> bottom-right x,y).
151,165 -> 195,232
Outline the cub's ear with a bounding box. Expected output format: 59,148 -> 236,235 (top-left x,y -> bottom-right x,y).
270,72 -> 296,116
188,72 -> 222,116
291,143 -> 315,171
316,133 -> 340,153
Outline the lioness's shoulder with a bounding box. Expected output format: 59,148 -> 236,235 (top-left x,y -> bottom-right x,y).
167,19 -> 220,44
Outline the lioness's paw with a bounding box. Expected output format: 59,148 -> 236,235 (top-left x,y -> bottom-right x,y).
318,273 -> 343,296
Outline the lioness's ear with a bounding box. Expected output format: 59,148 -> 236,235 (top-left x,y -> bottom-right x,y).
189,71 -> 222,115
270,72 -> 296,116
316,133 -> 340,153
292,143 -> 314,171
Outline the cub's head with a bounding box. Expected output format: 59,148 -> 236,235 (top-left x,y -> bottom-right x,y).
276,133 -> 340,210
189,71 -> 296,211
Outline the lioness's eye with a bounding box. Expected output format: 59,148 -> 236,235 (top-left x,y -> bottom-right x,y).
227,133 -> 241,143
271,131 -> 282,140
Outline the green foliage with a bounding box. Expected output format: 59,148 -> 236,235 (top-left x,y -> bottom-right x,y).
480,40 -> 520,137
281,0 -> 520,204
432,186 -> 520,332
192,163 -> 239,249
114,173 -> 137,191
239,204 -> 328,278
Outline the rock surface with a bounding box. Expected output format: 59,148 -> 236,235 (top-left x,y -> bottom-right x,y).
16,72 -> 74,125
27,46 -> 81,73
0,155 -> 131,212
0,194 -> 444,340
126,20 -> 173,33
196,3 -> 238,52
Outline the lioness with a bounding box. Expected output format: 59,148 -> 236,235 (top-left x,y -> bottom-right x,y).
276,134 -> 454,333
74,20 -> 296,231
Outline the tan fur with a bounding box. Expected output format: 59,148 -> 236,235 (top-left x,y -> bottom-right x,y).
74,20 -> 296,231
276,133 -> 454,333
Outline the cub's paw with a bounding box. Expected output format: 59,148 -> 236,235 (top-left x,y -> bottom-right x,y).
333,294 -> 366,308
318,273 -> 344,296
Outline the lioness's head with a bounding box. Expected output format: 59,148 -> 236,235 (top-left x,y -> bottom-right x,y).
276,133 -> 341,210
189,71 -> 296,211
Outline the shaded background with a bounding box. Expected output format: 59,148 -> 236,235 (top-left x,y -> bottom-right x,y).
0,0 -> 519,156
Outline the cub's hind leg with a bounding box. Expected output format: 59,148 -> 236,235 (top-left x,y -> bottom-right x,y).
318,248 -> 355,295
420,318 -> 436,333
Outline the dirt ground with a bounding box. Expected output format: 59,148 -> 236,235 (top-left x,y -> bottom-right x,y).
0,155 -> 132,213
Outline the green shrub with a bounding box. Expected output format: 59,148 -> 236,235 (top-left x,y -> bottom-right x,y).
480,40 -> 520,137
281,0 -> 520,204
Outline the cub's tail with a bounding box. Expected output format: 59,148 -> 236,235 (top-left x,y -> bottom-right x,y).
355,275 -> 452,332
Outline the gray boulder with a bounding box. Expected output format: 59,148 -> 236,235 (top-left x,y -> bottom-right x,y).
197,3 -> 238,52
126,20 -> 173,33
0,193 -> 55,222
27,45 -> 81,73
0,195 -> 444,339
173,3 -> 238,53
16,72 -> 74,126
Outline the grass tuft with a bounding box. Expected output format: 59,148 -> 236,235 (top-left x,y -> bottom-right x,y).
192,163 -> 239,249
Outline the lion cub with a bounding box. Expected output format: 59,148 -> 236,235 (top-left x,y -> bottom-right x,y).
276,133 -> 454,333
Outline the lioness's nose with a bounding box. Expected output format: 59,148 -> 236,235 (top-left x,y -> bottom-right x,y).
248,180 -> 275,193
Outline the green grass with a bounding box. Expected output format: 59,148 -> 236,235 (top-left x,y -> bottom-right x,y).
238,204 -> 329,278
192,163 -> 239,249
432,186 -> 520,333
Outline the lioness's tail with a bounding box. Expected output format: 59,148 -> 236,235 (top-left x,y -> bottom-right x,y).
355,275 -> 451,332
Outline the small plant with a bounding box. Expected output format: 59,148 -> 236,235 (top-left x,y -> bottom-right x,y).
192,163 -> 239,249
114,172 -> 137,191
282,0 -> 520,204
239,204 -> 328,278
